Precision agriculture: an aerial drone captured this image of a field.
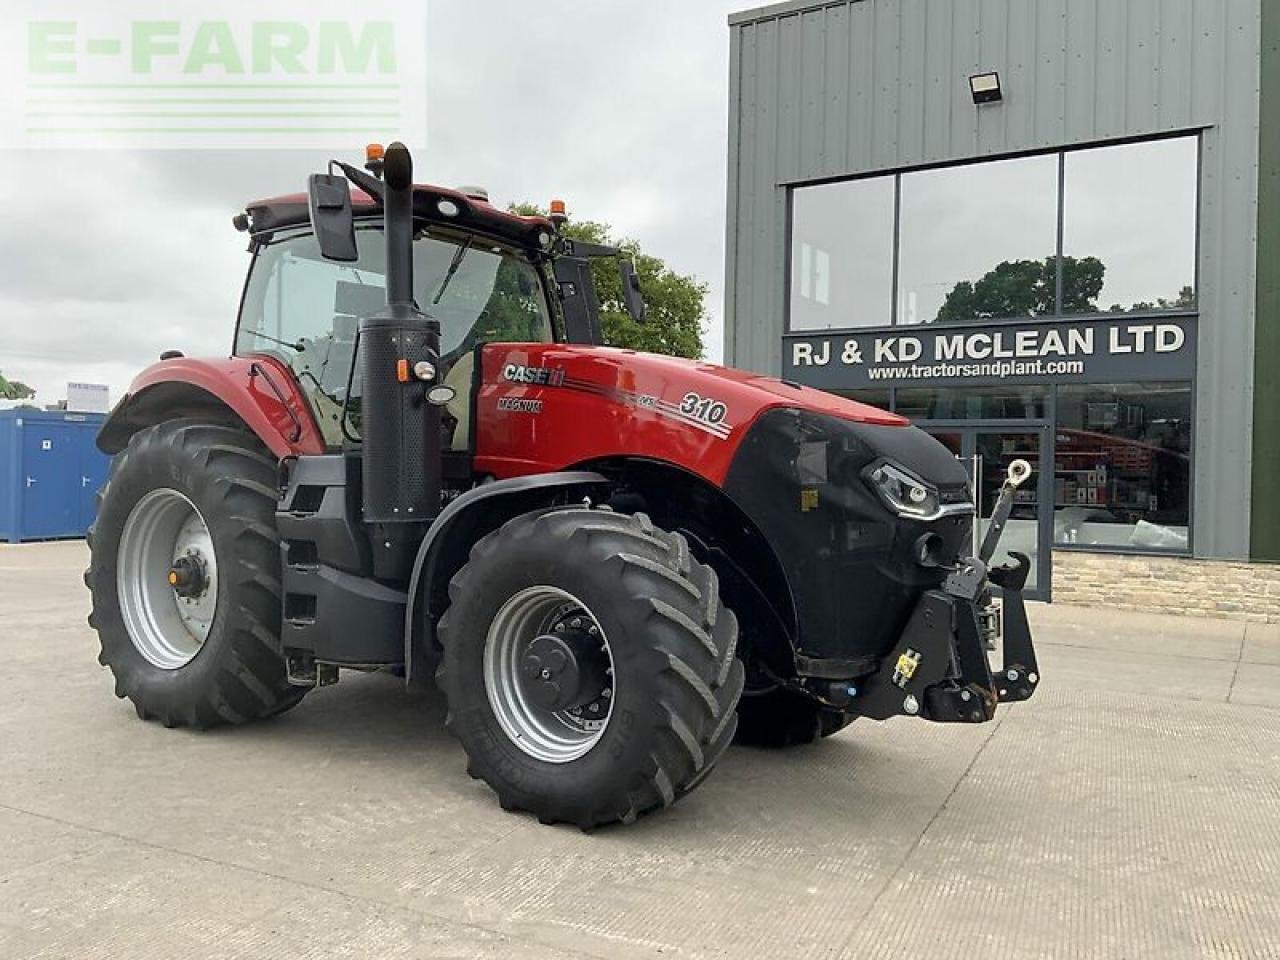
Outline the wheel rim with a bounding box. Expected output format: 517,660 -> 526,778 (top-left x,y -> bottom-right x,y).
483,586 -> 615,764
117,488 -> 218,670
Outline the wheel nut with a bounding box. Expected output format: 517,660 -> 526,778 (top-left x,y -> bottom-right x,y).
588,625 -> 599,637
960,689 -> 972,702
1006,669 -> 1019,682
554,624 -> 565,632
588,703 -> 599,713
571,618 -> 582,629
601,688 -> 611,699
539,668 -> 551,680
903,694 -> 920,715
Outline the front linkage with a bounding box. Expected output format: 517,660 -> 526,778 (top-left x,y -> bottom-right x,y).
856,459 -> 1041,724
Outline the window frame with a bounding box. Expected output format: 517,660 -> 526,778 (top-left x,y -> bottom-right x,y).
784,129 -> 1204,335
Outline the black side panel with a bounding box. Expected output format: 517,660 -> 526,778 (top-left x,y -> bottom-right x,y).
278,454 -> 406,665
280,565 -> 406,666
723,409 -> 971,673
277,455 -> 368,574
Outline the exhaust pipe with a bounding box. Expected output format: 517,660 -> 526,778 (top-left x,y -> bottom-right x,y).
358,142 -> 441,567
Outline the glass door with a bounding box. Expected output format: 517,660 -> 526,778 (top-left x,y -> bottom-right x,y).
972,428 -> 1051,599
923,425 -> 1053,600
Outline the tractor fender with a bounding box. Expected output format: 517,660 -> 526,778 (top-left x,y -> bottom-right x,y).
402,471 -> 611,684
97,355 -> 326,459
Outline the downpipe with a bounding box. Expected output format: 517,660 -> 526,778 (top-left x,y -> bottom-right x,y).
853,459 -> 1042,724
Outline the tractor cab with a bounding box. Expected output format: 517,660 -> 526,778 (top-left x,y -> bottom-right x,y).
231,149 -> 644,451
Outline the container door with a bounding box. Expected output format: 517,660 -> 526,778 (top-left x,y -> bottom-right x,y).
20,422 -> 78,539
77,428 -> 111,532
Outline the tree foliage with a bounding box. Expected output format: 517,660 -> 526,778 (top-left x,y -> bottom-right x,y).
1112,285 -> 1196,314
935,256 -> 1196,323
0,371 -> 35,400
936,256 -> 1105,322
511,204 -> 707,358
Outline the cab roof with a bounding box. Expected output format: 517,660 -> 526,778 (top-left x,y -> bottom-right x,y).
240,184 -> 556,251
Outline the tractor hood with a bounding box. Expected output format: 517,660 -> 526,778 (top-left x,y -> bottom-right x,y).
613,348 -> 906,427
471,343 -> 907,488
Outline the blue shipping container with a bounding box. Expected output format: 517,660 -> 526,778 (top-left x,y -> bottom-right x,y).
0,410 -> 110,543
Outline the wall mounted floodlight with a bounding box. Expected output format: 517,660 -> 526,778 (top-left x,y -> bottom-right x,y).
969,72 -> 1003,105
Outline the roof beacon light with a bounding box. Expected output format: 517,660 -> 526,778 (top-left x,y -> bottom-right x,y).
365,142 -> 386,178
549,199 -> 568,228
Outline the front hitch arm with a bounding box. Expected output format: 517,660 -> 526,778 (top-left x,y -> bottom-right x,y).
988,552 -> 1038,704
851,460 -> 1041,724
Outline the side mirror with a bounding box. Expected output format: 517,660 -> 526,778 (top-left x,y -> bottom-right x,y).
307,173 -> 358,262
620,259 -> 647,323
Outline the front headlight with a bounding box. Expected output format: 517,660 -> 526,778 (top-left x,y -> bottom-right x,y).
865,461 -> 944,520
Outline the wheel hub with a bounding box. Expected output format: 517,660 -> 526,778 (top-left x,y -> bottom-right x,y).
483,587 -> 616,764
520,627 -> 609,711
167,553 -> 208,599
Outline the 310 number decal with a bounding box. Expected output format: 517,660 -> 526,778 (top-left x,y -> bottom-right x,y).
679,392 -> 728,426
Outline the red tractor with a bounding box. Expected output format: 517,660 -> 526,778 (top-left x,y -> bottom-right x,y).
86,143 -> 1040,828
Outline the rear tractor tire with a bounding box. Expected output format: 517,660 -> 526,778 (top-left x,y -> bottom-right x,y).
437,508 -> 744,829
734,688 -> 854,748
85,419 -> 306,728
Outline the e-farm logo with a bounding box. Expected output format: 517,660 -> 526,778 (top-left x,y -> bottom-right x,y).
2,2 -> 426,148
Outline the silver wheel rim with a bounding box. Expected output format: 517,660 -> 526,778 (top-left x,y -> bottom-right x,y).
117,488 -> 218,670
483,586 -> 615,764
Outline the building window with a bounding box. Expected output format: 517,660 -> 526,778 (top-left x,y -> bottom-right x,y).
832,388 -> 891,411
789,177 -> 895,330
1062,138 -> 1198,315
787,133 -> 1200,332
1053,382 -> 1192,552
894,386 -> 1047,421
897,154 -> 1059,326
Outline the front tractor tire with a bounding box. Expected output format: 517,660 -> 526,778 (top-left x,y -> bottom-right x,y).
86,419 -> 306,728
437,508 -> 744,829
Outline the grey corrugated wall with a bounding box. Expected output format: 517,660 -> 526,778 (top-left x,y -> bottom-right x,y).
724,0 -> 1262,560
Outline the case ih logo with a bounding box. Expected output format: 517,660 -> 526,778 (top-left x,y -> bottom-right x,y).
3,0 -> 426,149
503,364 -> 566,387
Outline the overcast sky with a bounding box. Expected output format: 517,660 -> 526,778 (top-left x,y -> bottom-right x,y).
0,1 -> 745,405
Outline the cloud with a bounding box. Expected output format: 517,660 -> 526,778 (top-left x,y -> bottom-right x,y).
0,2 -> 741,406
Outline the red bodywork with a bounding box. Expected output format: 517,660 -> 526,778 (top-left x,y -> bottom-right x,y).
472,344 -> 904,486
111,355 -> 326,459
110,346 -> 902,485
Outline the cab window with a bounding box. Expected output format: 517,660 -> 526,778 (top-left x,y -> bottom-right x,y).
235,228 -> 553,447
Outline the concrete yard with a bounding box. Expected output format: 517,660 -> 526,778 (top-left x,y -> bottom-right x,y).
2,540 -> 1278,959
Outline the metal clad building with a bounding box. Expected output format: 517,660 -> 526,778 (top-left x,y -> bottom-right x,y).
725,0 -> 1277,595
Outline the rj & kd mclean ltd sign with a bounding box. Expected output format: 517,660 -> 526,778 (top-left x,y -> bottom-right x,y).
782,316 -> 1197,390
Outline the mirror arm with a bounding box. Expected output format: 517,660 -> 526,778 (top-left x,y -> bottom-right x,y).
335,161 -> 386,204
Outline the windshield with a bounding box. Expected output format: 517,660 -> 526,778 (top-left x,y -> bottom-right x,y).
234,227 -> 553,445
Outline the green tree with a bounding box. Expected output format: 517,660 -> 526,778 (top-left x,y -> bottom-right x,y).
935,255 -> 1105,322
0,371 -> 35,401
1113,285 -> 1196,313
511,204 -> 707,358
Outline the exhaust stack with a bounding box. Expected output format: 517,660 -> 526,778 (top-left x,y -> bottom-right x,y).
358,143 -> 442,561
